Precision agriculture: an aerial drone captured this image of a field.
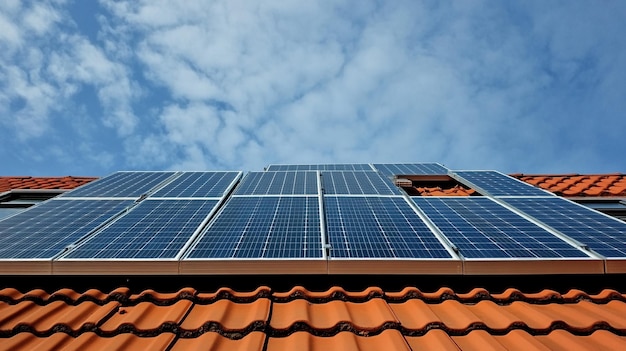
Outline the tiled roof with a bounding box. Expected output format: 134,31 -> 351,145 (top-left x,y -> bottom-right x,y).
2,173 -> 625,349
412,185 -> 476,197
1,286 -> 625,350
0,176 -> 97,193
2,174 -> 625,197
513,174 -> 626,197
410,174 -> 626,197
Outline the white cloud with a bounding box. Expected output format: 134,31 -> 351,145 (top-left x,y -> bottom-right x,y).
0,1 -> 139,143
2,1 -> 625,174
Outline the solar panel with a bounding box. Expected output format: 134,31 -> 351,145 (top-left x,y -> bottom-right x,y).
150,172 -> 240,198
452,171 -> 552,197
413,197 -> 588,259
325,196 -> 452,259
322,171 -> 402,195
61,171 -> 175,198
266,164 -> 373,171
63,199 -> 219,259
373,163 -> 449,177
0,199 -> 132,259
501,197 -> 626,258
234,171 -> 318,195
185,196 -> 323,259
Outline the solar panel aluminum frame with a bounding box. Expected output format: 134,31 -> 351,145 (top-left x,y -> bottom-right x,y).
449,170 -> 555,197
413,196 -> 603,275
498,196 -> 626,274
180,175 -> 327,275
54,196 -> 232,275
372,163 -> 450,176
60,171 -> 179,199
265,164 -> 376,172
326,195 -> 463,275
147,171 -> 243,199
54,199 -> 223,275
0,198 -> 135,275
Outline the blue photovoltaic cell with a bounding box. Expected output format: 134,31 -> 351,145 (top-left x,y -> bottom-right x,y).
325,196 -> 452,259
266,164 -> 373,171
0,199 -> 132,259
322,171 -> 402,195
62,171 -> 175,198
234,171 -> 318,195
502,197 -> 626,258
453,171 -> 551,197
150,172 -> 239,198
186,196 -> 322,259
64,200 -> 218,259
414,197 -> 587,259
374,163 -> 449,177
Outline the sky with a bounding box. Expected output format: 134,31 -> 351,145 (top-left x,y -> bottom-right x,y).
1,0 -> 625,176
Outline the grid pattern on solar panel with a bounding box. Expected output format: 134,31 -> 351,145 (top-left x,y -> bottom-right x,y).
322,171 -> 402,195
150,172 -> 239,198
64,200 -> 218,259
266,164 -> 373,171
186,197 -> 322,259
413,197 -> 587,259
234,171 -> 318,195
454,171 -> 550,196
373,163 -> 449,177
501,197 -> 626,258
325,196 -> 452,259
61,172 -> 175,198
0,200 -> 132,259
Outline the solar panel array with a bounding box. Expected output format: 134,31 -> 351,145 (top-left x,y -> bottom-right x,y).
150,172 -> 239,198
234,171 -> 318,195
453,171 -> 552,197
4,164 -> 626,275
413,197 -> 587,259
185,196 -> 323,259
502,197 -> 626,258
373,163 -> 449,177
267,164 -> 373,171
61,171 -> 175,198
63,200 -> 219,259
325,196 -> 452,259
0,199 -> 133,259
322,171 -> 402,195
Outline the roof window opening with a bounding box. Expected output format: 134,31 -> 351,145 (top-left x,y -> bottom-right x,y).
0,190 -> 63,220
393,175 -> 479,196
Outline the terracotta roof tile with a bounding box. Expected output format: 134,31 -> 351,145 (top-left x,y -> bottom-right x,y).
403,329 -> 461,351
273,286 -> 384,303
267,330 -> 411,351
100,300 -> 192,333
0,300 -> 118,334
0,176 -> 97,193
271,298 -> 397,331
196,286 -> 271,302
0,332 -> 75,351
170,331 -> 265,351
180,299 -> 270,331
63,333 -> 175,351
515,174 -> 626,197
1,286 -> 626,349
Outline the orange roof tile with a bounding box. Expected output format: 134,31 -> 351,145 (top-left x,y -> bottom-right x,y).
1,286 -> 625,350
0,176 -> 97,193
514,174 -> 626,197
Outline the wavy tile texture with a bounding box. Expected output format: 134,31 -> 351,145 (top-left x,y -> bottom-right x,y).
514,174 -> 626,197
0,176 -> 97,192
1,286 -> 626,350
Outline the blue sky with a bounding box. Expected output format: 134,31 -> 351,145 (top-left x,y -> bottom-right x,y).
1,1 -> 625,176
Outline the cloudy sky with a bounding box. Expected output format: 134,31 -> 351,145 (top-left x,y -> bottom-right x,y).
1,1 -> 624,176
